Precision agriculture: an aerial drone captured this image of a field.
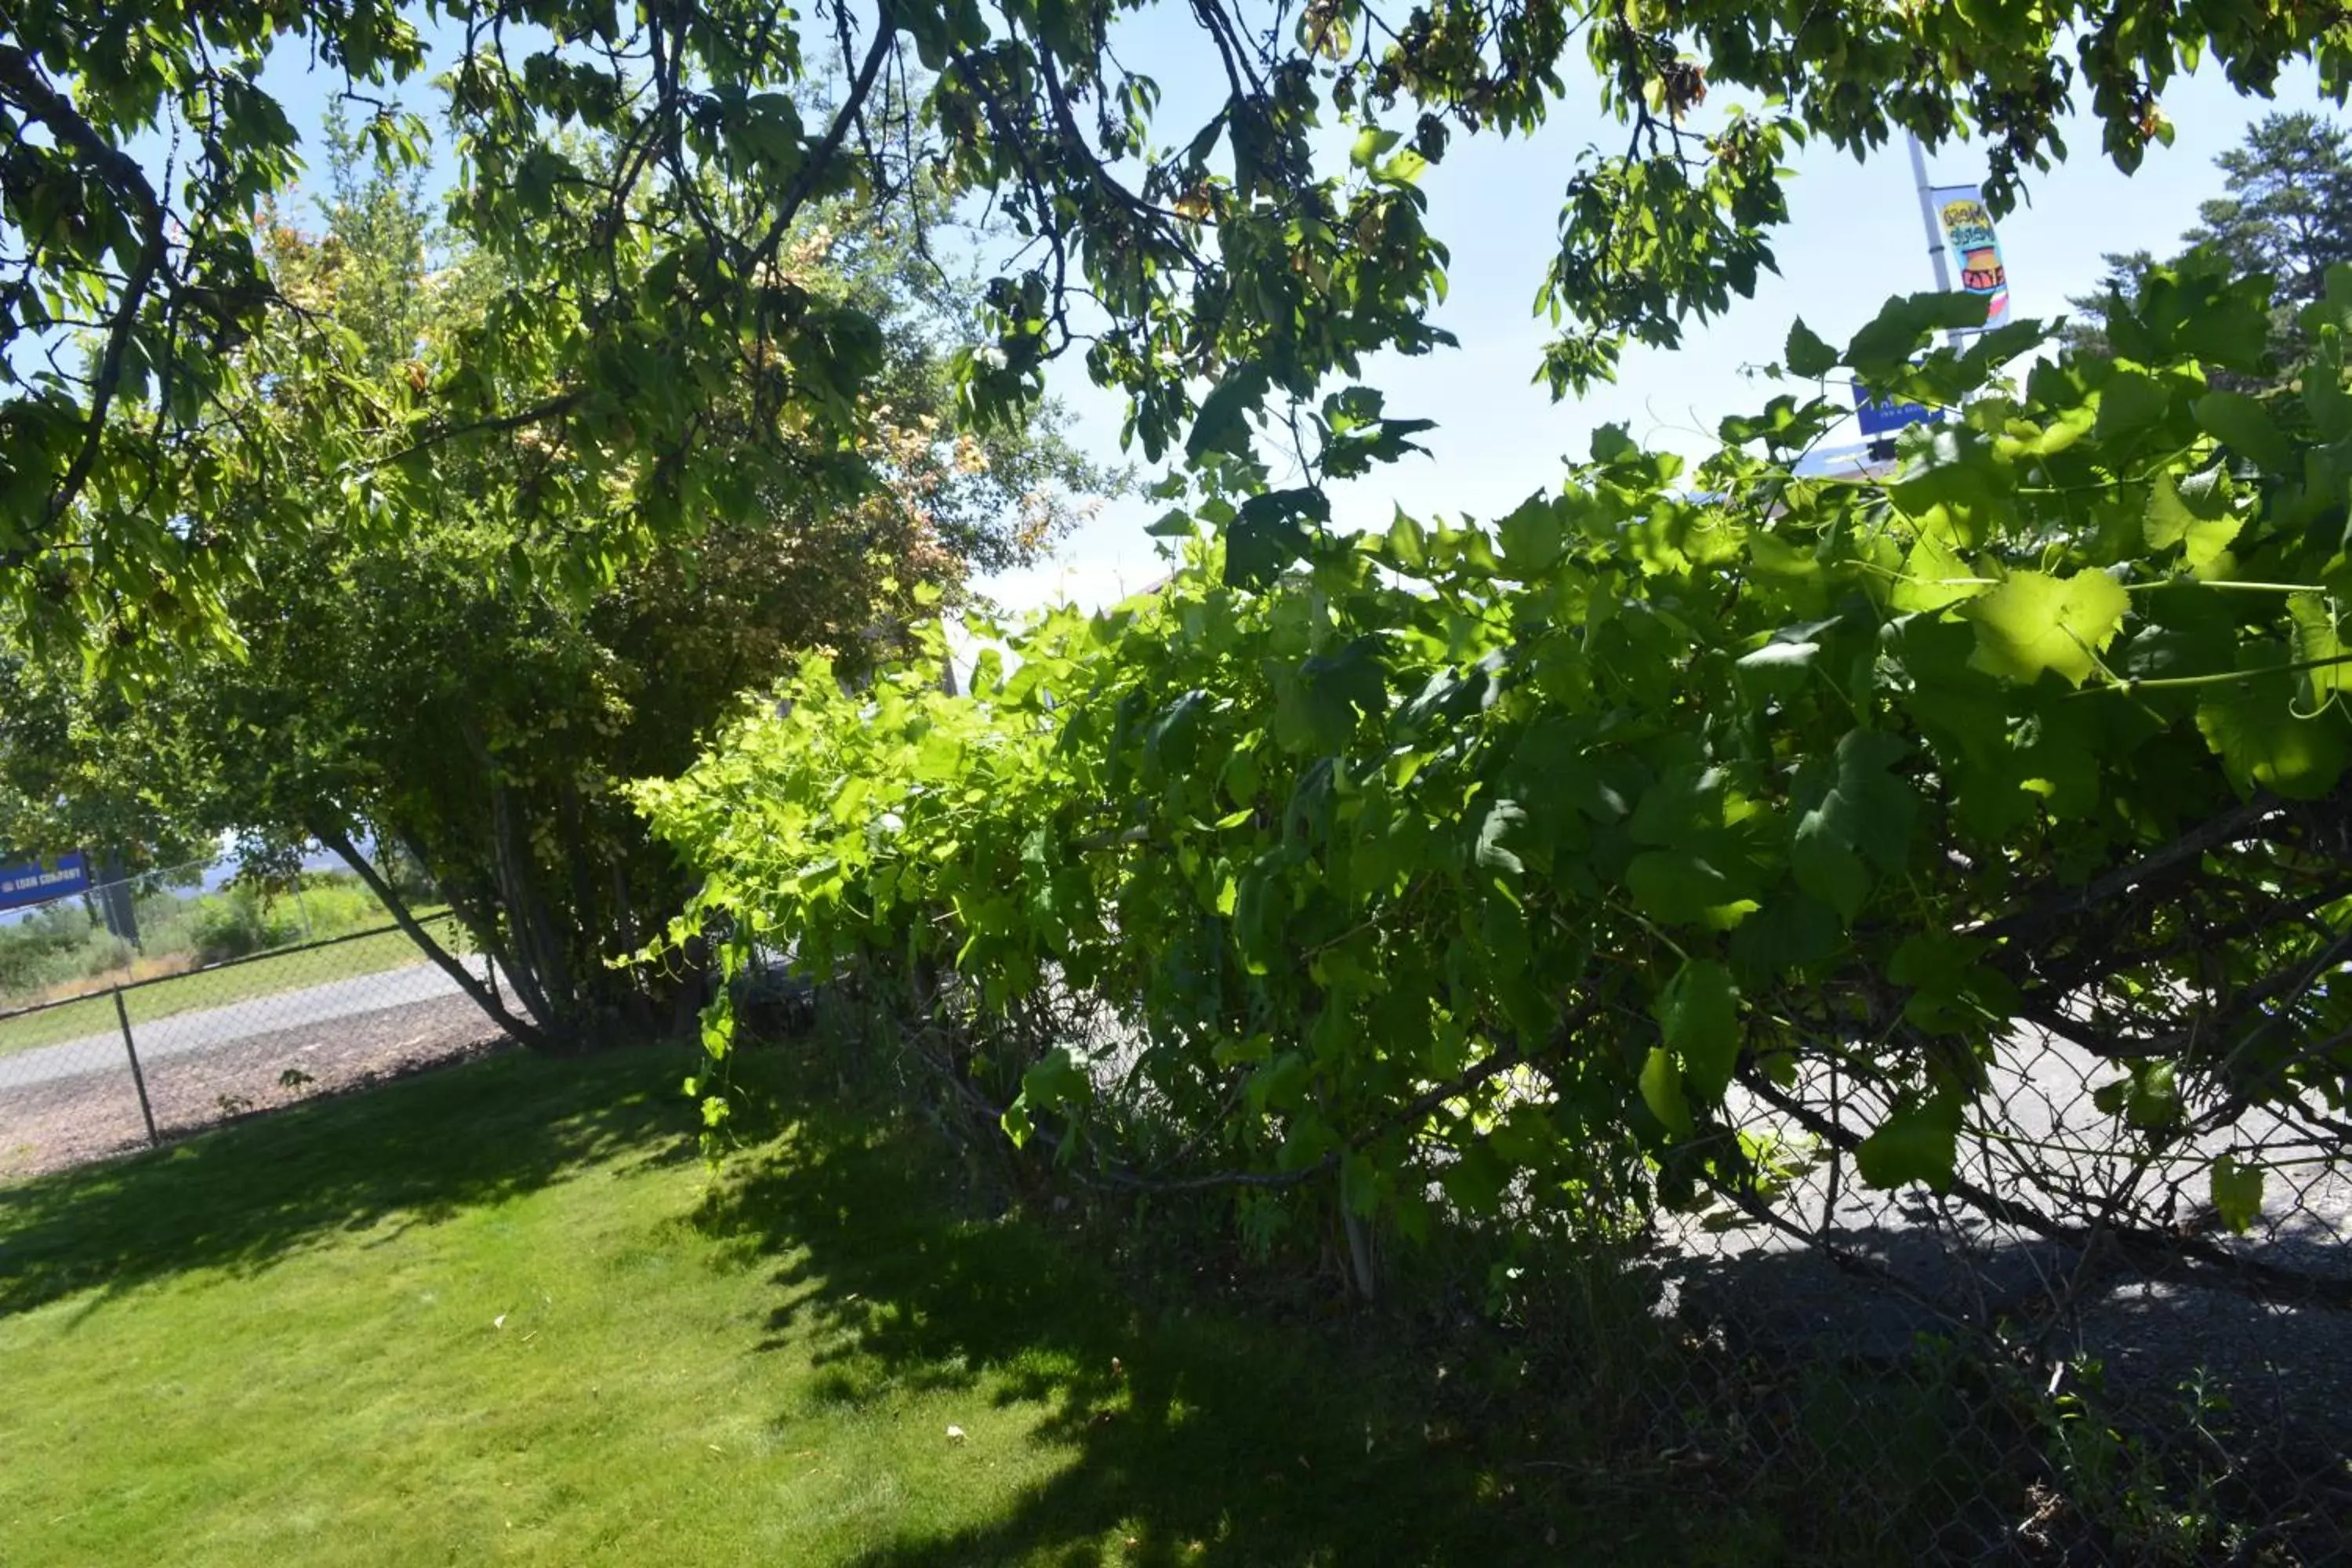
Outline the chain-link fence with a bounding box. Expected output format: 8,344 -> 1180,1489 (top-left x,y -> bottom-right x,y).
0,861 -> 510,1179
825,966 -> 2352,1564
1603,1021 -> 2352,1563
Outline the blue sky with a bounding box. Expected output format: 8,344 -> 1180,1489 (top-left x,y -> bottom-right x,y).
239,15 -> 2337,614
981,44 -> 2336,610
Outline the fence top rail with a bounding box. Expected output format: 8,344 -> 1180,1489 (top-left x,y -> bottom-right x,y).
0,911 -> 458,1027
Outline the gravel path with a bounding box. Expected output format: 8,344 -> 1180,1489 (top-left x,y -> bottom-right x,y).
0,991 -> 507,1181
1657,1025 -> 2352,1453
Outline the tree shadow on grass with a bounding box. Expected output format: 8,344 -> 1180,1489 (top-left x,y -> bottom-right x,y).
692,1100 -> 1727,1568
0,1040 -> 700,1318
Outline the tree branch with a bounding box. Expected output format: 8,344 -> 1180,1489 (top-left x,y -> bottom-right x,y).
746,5 -> 899,276
1979,793 -> 2288,945
0,44 -> 170,527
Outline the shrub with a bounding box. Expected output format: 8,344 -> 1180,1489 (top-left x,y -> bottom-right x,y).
187,888 -> 307,964
0,903 -> 110,1002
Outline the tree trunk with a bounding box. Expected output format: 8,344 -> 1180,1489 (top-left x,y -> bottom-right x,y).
459,717 -> 582,1042
394,824 -> 524,1007
1340,1200 -> 1381,1303
487,779 -> 575,1035
558,777 -> 604,982
313,822 -> 550,1051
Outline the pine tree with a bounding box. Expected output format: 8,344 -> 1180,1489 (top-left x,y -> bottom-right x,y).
2183,111 -> 2352,306
2066,113 -> 2352,368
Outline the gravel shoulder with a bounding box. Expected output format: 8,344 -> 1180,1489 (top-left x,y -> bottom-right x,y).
0,992 -> 508,1181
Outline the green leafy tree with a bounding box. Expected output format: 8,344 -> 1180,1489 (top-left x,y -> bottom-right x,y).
0,644 -> 214,873
0,142 -> 1109,1049
7,2 -> 2351,646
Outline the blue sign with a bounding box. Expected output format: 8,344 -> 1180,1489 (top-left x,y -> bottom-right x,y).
0,850 -> 90,911
1853,383 -> 1940,440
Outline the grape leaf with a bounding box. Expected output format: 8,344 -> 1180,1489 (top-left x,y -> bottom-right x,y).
1965,568 -> 2130,686
2209,1155 -> 2266,1235
1785,318 -> 1838,379
2143,469 -> 2242,570
2286,593 -> 2351,704
2193,390 -> 2293,473
1187,362 -> 1272,462
1639,1045 -> 1694,1138
2196,641 -> 2352,798
1854,1094 -> 1962,1192
1653,958 -> 1740,1102
1225,488 -> 1330,590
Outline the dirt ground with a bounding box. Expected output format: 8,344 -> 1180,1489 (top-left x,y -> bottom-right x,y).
0,993 -> 508,1181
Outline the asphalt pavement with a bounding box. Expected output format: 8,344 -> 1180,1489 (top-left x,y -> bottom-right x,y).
0,956 -> 495,1092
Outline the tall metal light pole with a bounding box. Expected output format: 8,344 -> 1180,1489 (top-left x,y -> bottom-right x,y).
1906,130 -> 1969,350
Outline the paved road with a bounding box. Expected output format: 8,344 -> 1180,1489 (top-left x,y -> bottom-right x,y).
0,956 -> 495,1092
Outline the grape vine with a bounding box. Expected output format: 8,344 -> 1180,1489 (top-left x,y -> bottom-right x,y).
641,270 -> 2352,1271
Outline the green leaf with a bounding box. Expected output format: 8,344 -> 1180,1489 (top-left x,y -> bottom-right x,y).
2196,640 -> 2352,798
1844,292 -> 1990,378
1495,494 -> 1565,576
2303,338 -> 2352,441
1790,811 -> 1867,923
1276,637 -> 1385,751
2193,390 -> 2294,474
1639,1045 -> 1694,1138
1789,728 -> 1916,923
1784,318 -> 1837,379
2094,368 -> 2169,441
2123,1060 -> 2183,1130
1232,869 -> 1284,974
1441,1143 -> 1511,1216
1020,1047 -> 1092,1116
1224,488 -> 1330,590
1653,958 -> 1740,1102
1626,848 -> 1733,927
1247,1050 -> 1312,1113
2286,593 -> 2352,704
1964,569 -> 2130,686
2143,469 -> 2241,572
1385,508 -> 1429,571
1186,362 -> 1271,463
1854,1094 -> 1962,1192
2209,1156 -> 2266,1235
1728,893 -> 1844,980
1827,729 -> 1916,870
1474,799 -> 1529,876
700,989 -> 735,1059
1350,126 -> 1403,169
1892,525 -> 1987,614
1376,148 -> 1431,186
1889,931 -> 2015,1036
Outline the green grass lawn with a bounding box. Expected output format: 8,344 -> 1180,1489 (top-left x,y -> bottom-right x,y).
0,1039 -> 1740,1567
0,917 -> 463,1060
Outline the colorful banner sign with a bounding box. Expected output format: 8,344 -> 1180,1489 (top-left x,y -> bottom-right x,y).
0,849 -> 89,911
1929,185 -> 2010,328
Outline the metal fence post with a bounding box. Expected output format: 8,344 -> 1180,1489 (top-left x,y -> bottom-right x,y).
113,985 -> 159,1146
